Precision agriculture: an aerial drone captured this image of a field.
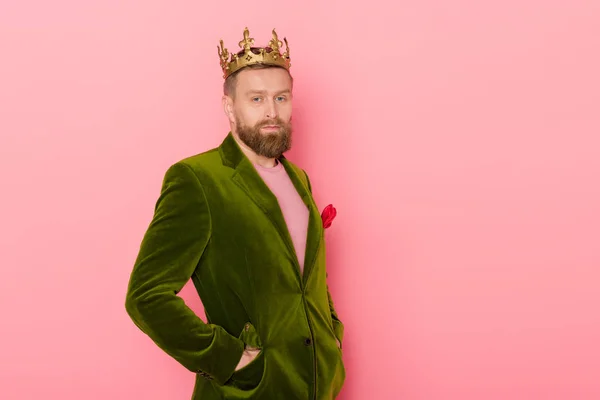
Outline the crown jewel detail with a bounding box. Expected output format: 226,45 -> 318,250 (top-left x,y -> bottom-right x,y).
218,27 -> 291,79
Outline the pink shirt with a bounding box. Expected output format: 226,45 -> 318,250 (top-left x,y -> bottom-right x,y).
254,161 -> 309,274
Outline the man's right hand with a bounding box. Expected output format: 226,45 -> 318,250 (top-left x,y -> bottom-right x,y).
234,347 -> 261,371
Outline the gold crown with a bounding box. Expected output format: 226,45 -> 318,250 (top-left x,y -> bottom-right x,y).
218,27 -> 291,79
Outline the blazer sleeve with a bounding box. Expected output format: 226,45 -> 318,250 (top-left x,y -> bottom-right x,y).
125,161 -> 244,385
302,169 -> 345,347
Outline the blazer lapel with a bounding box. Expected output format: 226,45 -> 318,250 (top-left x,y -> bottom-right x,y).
279,158 -> 322,284
219,133 -> 305,284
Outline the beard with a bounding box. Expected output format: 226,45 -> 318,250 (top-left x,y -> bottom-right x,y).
235,115 -> 293,159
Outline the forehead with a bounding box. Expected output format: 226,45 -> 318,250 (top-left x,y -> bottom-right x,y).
235,68 -> 292,95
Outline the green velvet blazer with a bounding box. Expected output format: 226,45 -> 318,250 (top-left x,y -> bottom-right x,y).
125,132 -> 346,399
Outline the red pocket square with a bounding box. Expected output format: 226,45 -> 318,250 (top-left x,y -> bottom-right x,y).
321,204 -> 337,229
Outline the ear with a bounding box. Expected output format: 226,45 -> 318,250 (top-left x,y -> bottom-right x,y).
222,95 -> 235,124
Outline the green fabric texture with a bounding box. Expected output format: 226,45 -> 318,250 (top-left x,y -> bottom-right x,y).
125,132 -> 346,399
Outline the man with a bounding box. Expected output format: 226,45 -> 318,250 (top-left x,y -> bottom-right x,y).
125,27 -> 345,399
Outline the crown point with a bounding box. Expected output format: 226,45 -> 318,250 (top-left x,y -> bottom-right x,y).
239,27 -> 254,50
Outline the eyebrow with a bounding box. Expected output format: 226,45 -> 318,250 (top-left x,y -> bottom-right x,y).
246,89 -> 291,96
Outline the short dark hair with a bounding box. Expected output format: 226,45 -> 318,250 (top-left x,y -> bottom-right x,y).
223,48 -> 293,98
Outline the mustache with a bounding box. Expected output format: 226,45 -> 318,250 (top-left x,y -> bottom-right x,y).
258,119 -> 285,127
257,116 -> 293,127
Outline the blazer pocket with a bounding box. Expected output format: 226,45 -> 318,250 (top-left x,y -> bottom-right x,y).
228,322 -> 265,391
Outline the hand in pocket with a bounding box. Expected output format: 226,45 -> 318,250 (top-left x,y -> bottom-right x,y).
235,347 -> 261,372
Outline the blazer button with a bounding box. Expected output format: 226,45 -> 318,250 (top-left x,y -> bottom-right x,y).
304,338 -> 312,346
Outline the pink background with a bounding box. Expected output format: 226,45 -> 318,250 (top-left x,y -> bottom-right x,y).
1,1 -> 599,399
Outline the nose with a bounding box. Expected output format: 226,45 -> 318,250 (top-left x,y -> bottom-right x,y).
265,99 -> 278,119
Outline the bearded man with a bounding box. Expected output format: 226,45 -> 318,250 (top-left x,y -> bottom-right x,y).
125,27 -> 346,400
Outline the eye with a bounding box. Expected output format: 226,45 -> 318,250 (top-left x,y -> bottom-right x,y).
252,97 -> 262,102
275,96 -> 286,102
